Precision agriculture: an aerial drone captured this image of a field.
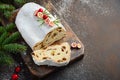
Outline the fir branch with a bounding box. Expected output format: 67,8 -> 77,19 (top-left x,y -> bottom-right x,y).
0,51 -> 14,65
14,0 -> 26,4
3,10 -> 12,19
0,23 -> 15,34
0,18 -> 2,24
2,32 -> 20,45
0,3 -> 15,11
0,1 -> 28,66
3,43 -> 27,53
0,32 -> 8,44
5,23 -> 15,32
0,0 -> 13,4
0,27 -> 6,34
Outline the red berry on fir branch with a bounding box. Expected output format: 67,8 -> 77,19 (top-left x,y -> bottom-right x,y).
43,14 -> 48,20
11,74 -> 19,80
15,66 -> 21,73
38,8 -> 43,12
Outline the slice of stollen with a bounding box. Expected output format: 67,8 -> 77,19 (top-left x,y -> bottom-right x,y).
32,42 -> 71,66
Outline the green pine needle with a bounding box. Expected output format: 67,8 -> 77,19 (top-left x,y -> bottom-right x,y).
0,1 -> 28,65
2,32 -> 20,45
3,43 -> 27,53
0,23 -> 15,34
0,51 -> 14,65
3,10 -> 12,19
0,32 -> 8,44
0,3 -> 15,11
5,23 -> 15,32
0,27 -> 6,34
0,0 -> 13,4
14,0 -> 26,4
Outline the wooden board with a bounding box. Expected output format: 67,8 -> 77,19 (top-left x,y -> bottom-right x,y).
13,2 -> 84,78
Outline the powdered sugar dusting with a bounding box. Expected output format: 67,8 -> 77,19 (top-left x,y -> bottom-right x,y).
80,0 -> 114,16
55,0 -> 73,16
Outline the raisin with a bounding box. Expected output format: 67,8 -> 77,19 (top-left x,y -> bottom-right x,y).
52,33 -> 57,38
61,48 -> 64,52
51,51 -> 55,56
32,52 -> 35,55
62,46 -> 66,49
57,53 -> 60,55
66,51 -> 68,54
57,60 -> 61,62
58,29 -> 62,32
36,55 -> 39,58
43,57 -> 47,59
62,58 -> 66,61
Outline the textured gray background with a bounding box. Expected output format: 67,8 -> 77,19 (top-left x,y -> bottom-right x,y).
1,0 -> 120,80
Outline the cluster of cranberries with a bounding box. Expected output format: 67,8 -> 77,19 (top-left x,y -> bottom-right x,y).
34,8 -> 54,26
71,42 -> 81,49
34,8 -> 48,20
11,66 -> 21,80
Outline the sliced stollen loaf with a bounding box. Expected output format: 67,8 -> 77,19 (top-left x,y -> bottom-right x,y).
32,42 -> 71,66
15,2 -> 66,50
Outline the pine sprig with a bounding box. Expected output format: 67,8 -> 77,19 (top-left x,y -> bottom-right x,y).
3,10 -> 12,19
0,3 -> 15,19
0,0 -> 13,4
0,0 -> 29,65
2,43 -> 27,53
0,32 -> 8,44
0,51 -> 14,65
2,32 -> 20,45
0,23 -> 15,36
0,23 -> 15,34
14,0 -> 26,4
0,27 -> 6,33
5,23 -> 15,32
0,3 -> 15,11
0,23 -> 27,65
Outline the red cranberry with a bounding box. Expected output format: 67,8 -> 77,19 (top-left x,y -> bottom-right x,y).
11,74 -> 19,80
15,66 -> 21,73
43,15 -> 48,20
38,8 -> 43,12
71,42 -> 77,48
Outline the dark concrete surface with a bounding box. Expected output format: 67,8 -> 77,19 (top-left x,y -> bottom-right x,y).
43,0 -> 120,80
1,0 -> 120,80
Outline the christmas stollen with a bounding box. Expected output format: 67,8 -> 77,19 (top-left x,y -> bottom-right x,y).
15,2 -> 71,66
15,2 -> 66,50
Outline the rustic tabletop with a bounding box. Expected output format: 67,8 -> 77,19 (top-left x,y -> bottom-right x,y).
1,0 -> 120,80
